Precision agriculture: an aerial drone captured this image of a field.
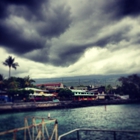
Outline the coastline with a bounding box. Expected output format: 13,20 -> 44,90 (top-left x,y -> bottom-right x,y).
0,100 -> 139,114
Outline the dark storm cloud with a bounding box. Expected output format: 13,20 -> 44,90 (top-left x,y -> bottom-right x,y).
0,0 -> 72,54
50,44 -> 88,66
50,25 -> 131,66
95,27 -> 131,47
104,0 -> 140,19
0,0 -> 47,19
0,22 -> 45,53
37,4 -> 72,38
1,0 -> 139,68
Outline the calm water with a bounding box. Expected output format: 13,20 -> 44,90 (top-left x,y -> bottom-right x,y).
0,104 -> 140,140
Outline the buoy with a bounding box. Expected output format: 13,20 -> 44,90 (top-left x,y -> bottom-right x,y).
105,105 -> 106,111
48,113 -> 50,118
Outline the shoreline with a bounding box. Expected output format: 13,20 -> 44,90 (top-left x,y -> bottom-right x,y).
0,100 -> 139,114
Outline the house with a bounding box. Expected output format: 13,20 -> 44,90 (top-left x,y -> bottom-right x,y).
22,87 -> 56,101
89,86 -> 105,94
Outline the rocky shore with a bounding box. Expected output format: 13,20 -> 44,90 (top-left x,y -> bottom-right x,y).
0,100 -> 139,114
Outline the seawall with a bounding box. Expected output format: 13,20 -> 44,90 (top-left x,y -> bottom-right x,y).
0,100 -> 139,114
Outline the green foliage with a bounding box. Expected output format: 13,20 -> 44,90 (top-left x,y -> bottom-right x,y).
24,76 -> 35,87
56,88 -> 63,93
105,84 -> 113,94
118,74 -> 140,99
7,89 -> 34,101
0,74 -> 5,90
57,88 -> 74,100
0,75 -> 36,90
70,86 -> 74,89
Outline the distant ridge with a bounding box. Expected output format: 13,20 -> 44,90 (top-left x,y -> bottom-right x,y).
34,73 -> 133,86
35,74 -> 128,81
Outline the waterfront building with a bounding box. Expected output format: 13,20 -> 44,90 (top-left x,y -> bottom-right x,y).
71,89 -> 97,101
23,87 -> 56,101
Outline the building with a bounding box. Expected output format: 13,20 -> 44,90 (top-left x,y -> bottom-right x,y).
36,83 -> 64,89
71,89 -> 97,101
23,87 -> 56,101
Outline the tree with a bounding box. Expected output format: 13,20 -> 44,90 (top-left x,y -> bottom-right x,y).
0,74 -> 5,90
105,85 -> 113,94
57,88 -> 74,100
5,77 -> 20,90
24,76 -> 35,87
3,56 -> 19,78
118,74 -> 140,99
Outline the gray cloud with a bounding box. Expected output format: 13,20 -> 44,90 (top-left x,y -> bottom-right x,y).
104,0 -> 140,19
0,0 -> 72,56
50,44 -> 88,66
0,0 -> 140,70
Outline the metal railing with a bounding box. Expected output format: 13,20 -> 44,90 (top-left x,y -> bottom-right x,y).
0,116 -> 58,140
58,128 -> 140,140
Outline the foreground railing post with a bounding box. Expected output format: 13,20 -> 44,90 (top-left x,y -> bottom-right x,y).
13,130 -> 17,140
55,120 -> 58,140
113,131 -> 116,140
77,130 -> 80,140
24,118 -> 26,140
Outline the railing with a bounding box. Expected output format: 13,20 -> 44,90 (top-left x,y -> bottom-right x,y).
0,116 -> 58,140
58,128 -> 140,140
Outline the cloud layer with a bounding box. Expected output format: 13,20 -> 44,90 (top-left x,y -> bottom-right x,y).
0,0 -> 140,78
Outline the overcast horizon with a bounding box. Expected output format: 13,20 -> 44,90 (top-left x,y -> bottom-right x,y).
0,0 -> 140,79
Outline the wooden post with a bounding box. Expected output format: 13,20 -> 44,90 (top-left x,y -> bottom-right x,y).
55,120 -> 58,140
42,118 -> 45,139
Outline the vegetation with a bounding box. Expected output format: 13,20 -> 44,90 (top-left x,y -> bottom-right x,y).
7,89 -> 34,101
3,56 -> 19,78
24,76 -> 35,87
105,84 -> 113,94
0,75 -> 36,101
57,88 -> 74,100
0,74 -> 5,90
117,74 -> 140,99
0,76 -> 35,90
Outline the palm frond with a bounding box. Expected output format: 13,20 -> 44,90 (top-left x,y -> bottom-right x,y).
12,63 -> 19,69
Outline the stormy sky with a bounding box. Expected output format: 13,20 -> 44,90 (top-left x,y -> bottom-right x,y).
0,0 -> 140,78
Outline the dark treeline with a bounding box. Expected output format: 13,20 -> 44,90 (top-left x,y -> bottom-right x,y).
0,75 -> 35,101
114,74 -> 140,99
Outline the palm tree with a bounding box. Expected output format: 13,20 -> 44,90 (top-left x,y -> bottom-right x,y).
3,56 -> 19,78
24,76 -> 35,87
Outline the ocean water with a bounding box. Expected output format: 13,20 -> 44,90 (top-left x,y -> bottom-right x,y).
0,104 -> 140,140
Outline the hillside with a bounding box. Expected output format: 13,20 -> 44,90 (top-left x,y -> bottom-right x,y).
34,74 -> 130,87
